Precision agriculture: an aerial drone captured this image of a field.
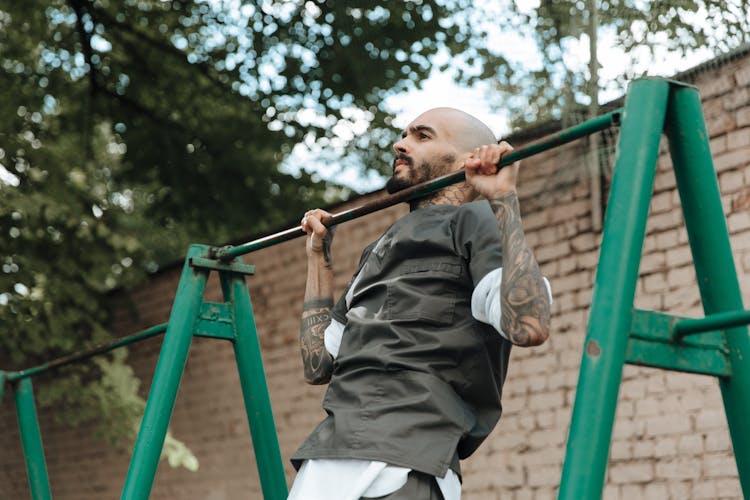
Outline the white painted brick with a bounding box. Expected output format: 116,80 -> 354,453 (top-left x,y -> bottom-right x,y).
533,486 -> 556,500
632,440 -> 655,459
696,409 -> 726,431
643,482 -> 669,500
677,434 -> 703,455
667,480 -> 691,498
619,484 -> 643,499
609,461 -> 654,483
716,477 -> 743,498
728,211 -> 750,233
654,457 -> 702,479
720,169 -> 745,193
692,479 -> 718,499
602,483 -> 620,500
704,429 -> 732,452
527,464 -> 560,487
609,440 -> 631,461
529,391 -> 565,410
654,437 -> 678,457
646,415 -> 692,436
703,453 -> 738,478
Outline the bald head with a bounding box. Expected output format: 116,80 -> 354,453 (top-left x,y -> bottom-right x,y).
410,107 -> 496,154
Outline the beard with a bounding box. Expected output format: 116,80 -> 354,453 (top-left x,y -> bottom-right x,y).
385,153 -> 456,194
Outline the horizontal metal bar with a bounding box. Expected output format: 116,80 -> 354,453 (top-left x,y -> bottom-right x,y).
189,256 -> 255,275
215,109 -> 622,260
674,309 -> 750,338
7,323 -> 168,382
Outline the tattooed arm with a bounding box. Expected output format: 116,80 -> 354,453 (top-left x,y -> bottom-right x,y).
299,209 -> 336,384
489,192 -> 550,346
465,142 -> 551,346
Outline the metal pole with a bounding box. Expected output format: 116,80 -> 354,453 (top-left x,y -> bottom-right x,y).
586,0 -> 602,232
221,270 -> 288,499
215,109 -> 621,260
8,323 -> 168,382
674,309 -> 750,338
14,378 -> 52,500
559,78 -> 670,499
665,83 -> 750,496
122,245 -> 209,500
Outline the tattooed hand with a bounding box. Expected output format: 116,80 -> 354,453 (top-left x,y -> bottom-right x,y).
464,141 -> 519,199
301,208 -> 336,267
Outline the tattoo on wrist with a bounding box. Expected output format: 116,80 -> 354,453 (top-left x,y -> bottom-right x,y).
300,297 -> 334,384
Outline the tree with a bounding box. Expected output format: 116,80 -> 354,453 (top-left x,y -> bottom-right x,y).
0,0 -> 497,469
488,0 -> 750,128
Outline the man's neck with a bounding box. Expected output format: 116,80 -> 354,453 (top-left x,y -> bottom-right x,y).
409,182 -> 474,211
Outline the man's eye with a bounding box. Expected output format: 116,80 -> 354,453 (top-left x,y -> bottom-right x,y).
419,133 -> 429,139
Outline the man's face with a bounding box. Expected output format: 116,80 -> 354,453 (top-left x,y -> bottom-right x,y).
385,110 -> 461,194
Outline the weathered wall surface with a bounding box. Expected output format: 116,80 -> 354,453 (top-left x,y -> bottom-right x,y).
2,50 -> 749,499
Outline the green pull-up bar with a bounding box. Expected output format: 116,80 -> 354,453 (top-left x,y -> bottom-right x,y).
214,109 -> 621,260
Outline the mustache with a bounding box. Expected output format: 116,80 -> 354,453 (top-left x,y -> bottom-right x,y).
392,153 -> 413,171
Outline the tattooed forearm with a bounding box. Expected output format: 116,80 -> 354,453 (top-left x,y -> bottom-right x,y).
490,192 -> 551,346
300,297 -> 335,384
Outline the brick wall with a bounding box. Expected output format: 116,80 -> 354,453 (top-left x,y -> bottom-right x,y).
2,50 -> 749,499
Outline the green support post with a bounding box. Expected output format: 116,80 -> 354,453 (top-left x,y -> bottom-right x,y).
665,83 -> 750,496
14,377 -> 52,500
221,270 -> 288,499
0,370 -> 5,403
122,245 -> 209,500
559,78 -> 670,499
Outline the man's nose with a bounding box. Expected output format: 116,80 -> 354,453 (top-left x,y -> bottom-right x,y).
393,138 -> 407,154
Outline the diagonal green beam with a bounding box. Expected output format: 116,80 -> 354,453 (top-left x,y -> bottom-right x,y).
559,79 -> 670,500
665,82 -> 750,497
14,378 -> 52,500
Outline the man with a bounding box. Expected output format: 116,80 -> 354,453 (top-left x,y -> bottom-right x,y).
289,108 -> 552,499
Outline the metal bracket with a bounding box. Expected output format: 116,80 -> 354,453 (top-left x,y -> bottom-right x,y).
625,309 -> 731,377
193,302 -> 236,341
189,256 -> 255,275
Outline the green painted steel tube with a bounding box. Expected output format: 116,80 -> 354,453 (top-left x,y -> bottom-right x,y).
216,109 -> 621,260
14,378 -> 52,500
665,84 -> 750,496
222,271 -> 288,499
122,245 -> 209,500
0,371 -> 5,403
559,79 -> 670,499
7,323 -> 168,382
674,309 -> 750,338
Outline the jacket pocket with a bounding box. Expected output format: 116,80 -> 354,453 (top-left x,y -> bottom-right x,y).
386,260 -> 461,325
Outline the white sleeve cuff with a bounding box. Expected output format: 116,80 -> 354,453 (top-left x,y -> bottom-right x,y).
471,267 -> 553,340
323,318 -> 346,359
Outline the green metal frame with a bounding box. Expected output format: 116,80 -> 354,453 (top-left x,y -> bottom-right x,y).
559,78 -> 750,498
3,77 -> 749,499
121,245 -> 287,500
